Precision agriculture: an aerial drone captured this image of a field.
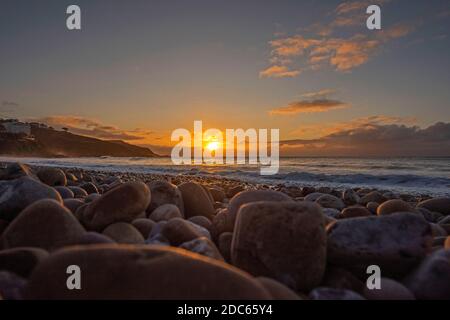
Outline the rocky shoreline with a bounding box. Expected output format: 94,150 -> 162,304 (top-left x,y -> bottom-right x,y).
0,162 -> 449,300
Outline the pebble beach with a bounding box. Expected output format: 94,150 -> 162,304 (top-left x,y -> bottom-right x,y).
0,162 -> 449,300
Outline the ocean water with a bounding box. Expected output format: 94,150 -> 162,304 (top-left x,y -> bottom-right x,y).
1,156 -> 449,197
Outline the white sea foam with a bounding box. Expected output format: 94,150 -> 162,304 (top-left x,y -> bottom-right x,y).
1,156 -> 449,197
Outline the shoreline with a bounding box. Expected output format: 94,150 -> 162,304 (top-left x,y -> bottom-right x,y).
2,156 -> 449,198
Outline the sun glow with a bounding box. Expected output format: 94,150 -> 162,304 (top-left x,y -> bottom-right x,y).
206,141 -> 220,152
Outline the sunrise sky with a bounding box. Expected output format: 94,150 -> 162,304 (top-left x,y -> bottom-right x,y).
1,0 -> 449,156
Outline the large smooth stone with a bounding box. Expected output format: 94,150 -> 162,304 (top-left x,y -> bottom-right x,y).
327,212 -> 433,276
146,180 -> 184,216
231,201 -> 326,292
417,198 -> 450,215
80,182 -> 151,231
1,199 -> 86,251
179,237 -> 224,261
102,223 -> 145,244
25,245 -> 271,299
404,249 -> 450,300
37,168 -> 67,186
149,204 -> 182,222
0,177 -> 63,221
377,199 -> 414,216
0,247 -> 49,278
178,182 -> 215,219
226,190 -> 292,232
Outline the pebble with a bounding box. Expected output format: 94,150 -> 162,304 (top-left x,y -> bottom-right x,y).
25,245 -> 271,299
232,201 -> 326,292
54,186 -> 74,199
417,198 -> 450,215
342,189 -> 360,205
256,277 -> 301,300
37,168 -> 67,186
304,192 -> 325,202
0,247 -> 49,278
80,182 -> 99,194
377,199 -> 414,216
179,237 -> 224,261
309,287 -> 365,300
363,277 -> 415,300
178,182 -> 215,219
208,187 -> 226,202
149,204 -> 182,222
360,191 -> 387,205
0,271 -> 27,300
160,218 -> 205,246
404,249 -> 450,300
366,201 -> 379,214
0,177 -> 63,221
338,206 -> 372,219
68,186 -> 88,198
131,218 -> 155,239
315,194 -> 345,210
76,232 -> 116,245
327,212 -> 432,276
187,216 -> 212,232
102,223 -> 145,244
146,180 -> 184,216
80,182 -> 151,231
84,193 -> 101,203
218,232 -> 233,262
1,199 -> 86,251
0,163 -> 33,180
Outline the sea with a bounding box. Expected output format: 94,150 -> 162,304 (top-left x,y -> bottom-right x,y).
1,156 -> 449,197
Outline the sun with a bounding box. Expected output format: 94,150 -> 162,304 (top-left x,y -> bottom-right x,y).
206,141 -> 220,152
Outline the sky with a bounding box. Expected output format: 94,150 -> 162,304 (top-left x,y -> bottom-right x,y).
1,0 -> 449,156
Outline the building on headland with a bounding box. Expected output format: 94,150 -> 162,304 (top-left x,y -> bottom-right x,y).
0,119 -> 34,141
1,121 -> 31,135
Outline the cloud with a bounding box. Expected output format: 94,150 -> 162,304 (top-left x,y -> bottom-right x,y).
259,65 -> 301,78
281,119 -> 450,156
2,101 -> 19,108
300,89 -> 337,99
31,116 -> 154,141
269,99 -> 348,115
261,1 -> 417,77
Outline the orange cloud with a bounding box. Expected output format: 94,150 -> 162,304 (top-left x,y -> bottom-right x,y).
30,116 -> 155,142
261,1 -> 417,77
259,65 -> 301,78
269,99 -> 348,115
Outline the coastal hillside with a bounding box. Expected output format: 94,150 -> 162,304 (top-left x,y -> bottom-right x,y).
0,123 -> 160,158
